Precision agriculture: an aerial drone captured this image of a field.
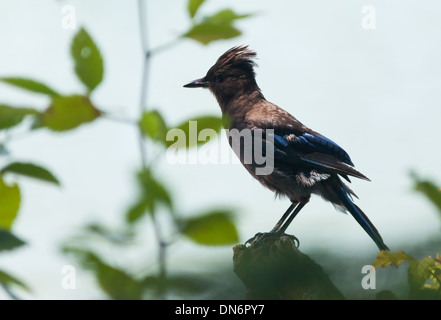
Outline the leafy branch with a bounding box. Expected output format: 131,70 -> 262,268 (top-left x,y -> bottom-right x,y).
0,0 -> 252,299
374,250 -> 441,299
371,173 -> 441,300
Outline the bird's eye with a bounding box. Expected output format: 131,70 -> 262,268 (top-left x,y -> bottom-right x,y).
214,74 -> 224,82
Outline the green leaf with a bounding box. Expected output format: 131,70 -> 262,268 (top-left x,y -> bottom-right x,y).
208,9 -> 252,23
408,257 -> 436,294
181,209 -> 238,245
95,260 -> 142,300
71,27 -> 104,93
0,77 -> 59,96
126,200 -> 149,224
0,104 -> 38,130
0,176 -> 20,230
126,169 -> 173,224
411,172 -> 441,216
63,248 -> 142,300
39,95 -> 100,131
183,9 -> 252,45
137,170 -> 173,211
0,229 -> 26,252
188,0 -> 205,18
139,110 -> 168,144
373,250 -> 412,269
84,223 -> 134,245
184,22 -> 241,45
0,269 -> 30,293
1,162 -> 60,185
166,115 -> 223,148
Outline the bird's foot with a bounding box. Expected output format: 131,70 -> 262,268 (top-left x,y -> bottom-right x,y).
245,232 -> 265,246
245,231 -> 299,248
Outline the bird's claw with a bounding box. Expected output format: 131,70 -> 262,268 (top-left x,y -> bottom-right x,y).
245,231 -> 300,248
245,232 -> 265,246
287,234 -> 300,247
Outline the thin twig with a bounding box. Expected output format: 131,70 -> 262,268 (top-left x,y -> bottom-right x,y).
1,286 -> 21,300
149,38 -> 181,57
1,129 -> 33,145
137,0 -> 167,299
138,0 -> 150,170
151,215 -> 168,297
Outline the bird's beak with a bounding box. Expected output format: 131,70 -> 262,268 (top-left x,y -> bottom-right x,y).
183,77 -> 209,88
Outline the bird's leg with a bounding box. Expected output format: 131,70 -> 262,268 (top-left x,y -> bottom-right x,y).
278,198 -> 310,234
245,202 -> 298,246
270,202 -> 298,233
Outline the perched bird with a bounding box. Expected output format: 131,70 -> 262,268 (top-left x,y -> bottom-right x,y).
184,45 -> 389,251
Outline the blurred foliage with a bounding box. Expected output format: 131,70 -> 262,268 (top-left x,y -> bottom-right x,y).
374,251 -> 441,299
167,115 -> 225,148
0,229 -> 27,298
62,247 -> 145,300
0,176 -> 20,229
1,0 -> 438,301
139,110 -> 168,144
71,28 -> 104,93
184,8 -> 253,45
0,229 -> 26,252
0,77 -> 59,96
370,172 -> 441,300
182,0 -> 251,45
188,0 -> 205,18
411,171 -> 441,219
0,269 -> 30,299
126,168 -> 173,224
0,0 -> 251,299
0,104 -> 38,130
62,245 -> 213,300
180,209 -> 239,245
1,162 -> 60,186
38,95 -> 101,131
140,110 -> 225,148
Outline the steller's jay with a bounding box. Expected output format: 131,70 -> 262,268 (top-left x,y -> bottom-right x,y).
184,45 -> 389,251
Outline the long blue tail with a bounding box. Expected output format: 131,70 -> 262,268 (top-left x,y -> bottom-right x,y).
336,188 -> 389,251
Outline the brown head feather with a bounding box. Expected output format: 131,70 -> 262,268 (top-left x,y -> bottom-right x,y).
211,45 -> 258,78
202,45 -> 262,108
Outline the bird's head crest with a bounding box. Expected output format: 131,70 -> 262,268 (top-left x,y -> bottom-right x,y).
183,45 -> 261,106
209,45 -> 257,78
212,45 -> 258,76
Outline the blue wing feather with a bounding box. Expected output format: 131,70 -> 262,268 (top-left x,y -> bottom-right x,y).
273,134 -> 289,147
270,131 -> 368,180
278,132 -> 354,166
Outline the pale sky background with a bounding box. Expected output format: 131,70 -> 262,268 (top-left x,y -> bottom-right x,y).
0,0 -> 440,299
